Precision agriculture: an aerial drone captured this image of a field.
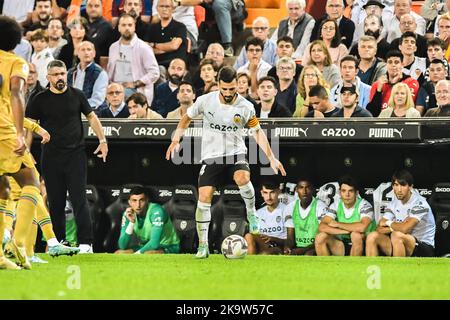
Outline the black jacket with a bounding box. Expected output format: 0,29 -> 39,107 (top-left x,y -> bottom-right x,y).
255,101 -> 292,118
311,15 -> 355,49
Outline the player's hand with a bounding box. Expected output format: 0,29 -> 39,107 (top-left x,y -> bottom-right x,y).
260,235 -> 271,243
165,140 -> 181,160
269,157 -> 287,176
94,142 -> 108,162
125,207 -> 136,223
37,127 -> 50,144
377,75 -> 388,92
328,220 -> 339,228
14,134 -> 27,156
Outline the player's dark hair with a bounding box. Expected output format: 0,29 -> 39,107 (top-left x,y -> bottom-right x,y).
178,80 -> 195,92
429,59 -> 447,69
296,176 -> 315,188
199,58 -> 216,71
386,50 -> 403,62
257,76 -> 277,88
0,16 -> 23,51
261,180 -> 280,191
277,36 -> 294,46
126,92 -> 148,107
340,55 -> 360,69
237,72 -> 251,87
308,85 -> 329,99
129,186 -> 147,197
427,38 -> 446,50
47,60 -> 67,70
338,175 -> 359,190
218,66 -> 237,83
391,169 -> 414,186
245,37 -> 264,51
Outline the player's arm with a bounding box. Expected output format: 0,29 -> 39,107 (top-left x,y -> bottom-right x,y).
250,118 -> 286,176
10,76 -> 26,155
166,114 -> 193,160
137,205 -> 166,253
331,217 -> 372,233
118,210 -> 134,250
376,217 -> 392,234
318,216 -> 351,235
86,112 -> 108,162
388,217 -> 419,235
261,235 -> 285,246
24,118 -> 50,144
284,227 -> 295,254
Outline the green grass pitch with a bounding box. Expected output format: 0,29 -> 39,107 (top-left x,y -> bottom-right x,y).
1,254 -> 450,299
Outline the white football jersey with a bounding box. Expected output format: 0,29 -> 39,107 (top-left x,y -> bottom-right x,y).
372,182 -> 394,223
256,203 -> 287,239
284,198 -> 327,228
383,190 -> 436,246
317,182 -> 340,207
326,198 -> 374,221
187,91 -> 260,161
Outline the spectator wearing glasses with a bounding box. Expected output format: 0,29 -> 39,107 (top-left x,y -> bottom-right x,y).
385,0 -> 426,44
98,83 -> 130,118
275,57 -> 298,113
389,13 -> 427,59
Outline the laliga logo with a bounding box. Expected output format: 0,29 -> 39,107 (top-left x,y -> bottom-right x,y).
369,128 -> 404,138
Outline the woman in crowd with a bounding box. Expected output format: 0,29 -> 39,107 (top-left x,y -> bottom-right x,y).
58,16 -> 90,69
379,83 -> 421,118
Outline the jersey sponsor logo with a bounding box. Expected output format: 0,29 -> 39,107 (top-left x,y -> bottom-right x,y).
274,127 -> 308,137
261,226 -> 282,233
209,123 -> 239,132
369,128 -> 404,138
295,237 -> 314,244
175,189 -> 194,195
133,127 -> 167,137
88,126 -> 121,137
321,128 -> 356,137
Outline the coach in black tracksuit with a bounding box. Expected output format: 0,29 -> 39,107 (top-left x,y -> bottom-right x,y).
26,60 -> 108,252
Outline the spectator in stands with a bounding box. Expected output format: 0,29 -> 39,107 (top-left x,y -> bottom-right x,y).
237,37 -> 272,99
366,169 -> 435,257
146,0 -> 188,69
67,41 -> 108,110
421,0 -> 449,22
204,81 -> 219,94
25,63 -> 45,104
113,0 -> 149,40
203,0 -> 235,57
294,65 -> 330,117
197,58 -> 218,97
244,181 -> 287,255
112,0 -> 152,27
275,57 -> 298,113
267,37 -> 303,83
417,59 -> 448,115
350,14 -> 390,61
22,0 -> 54,39
398,32 -> 426,84
436,13 -> 450,60
116,186 -> 180,254
379,82 -> 421,117
59,17 -> 91,70
14,38 -> 33,62
307,84 -> 340,117
98,83 -> 130,118
107,14 -> 160,103
271,0 -> 315,60
428,0 -> 450,37
284,177 -> 327,255
303,40 -> 341,88
390,13 -> 427,59
30,29 -> 54,88
385,0 -> 426,43
424,79 -> 450,116
167,81 -> 197,119
86,0 -> 114,59
366,50 -> 419,116
315,175 -> 375,256
47,18 -> 67,59
330,55 -> 372,109
255,76 -> 292,118
192,43 -> 225,92
351,0 -> 394,29
127,92 -> 163,119
236,72 -> 257,107
235,17 -> 277,69
153,58 -> 187,118
311,0 -> 356,49
332,84 -> 373,117
152,0 -> 199,52
357,35 -> 386,85
1,0 -> 35,23
424,39 -> 450,82
351,1 -> 389,50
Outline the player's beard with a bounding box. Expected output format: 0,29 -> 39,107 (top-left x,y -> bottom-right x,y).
221,92 -> 236,103
168,74 -> 182,85
55,79 -> 66,91
365,29 -> 380,39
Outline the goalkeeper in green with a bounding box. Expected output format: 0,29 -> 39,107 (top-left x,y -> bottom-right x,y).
116,187 -> 180,254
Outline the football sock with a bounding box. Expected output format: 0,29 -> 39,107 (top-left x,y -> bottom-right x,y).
238,181 -> 256,217
14,186 -> 40,247
0,199 -> 7,258
25,218 -> 38,257
36,193 -> 56,241
195,201 -> 211,245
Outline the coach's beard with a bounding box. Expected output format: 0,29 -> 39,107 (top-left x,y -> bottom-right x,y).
55,79 -> 66,91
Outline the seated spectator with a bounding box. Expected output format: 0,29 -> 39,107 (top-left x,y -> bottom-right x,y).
127,92 -> 163,119
255,77 -> 292,118
236,37 -> 272,98
235,17 -> 277,69
111,0 -> 153,27
146,0 -> 187,69
47,18 -> 67,59
417,59 -> 448,115
424,79 -> 450,116
424,38 -> 450,82
294,65 -> 330,117
192,43 -> 225,92
385,0 -> 426,43
267,36 -> 303,83
379,82 -> 421,117
389,13 -> 427,59
153,58 -> 187,117
271,0 -> 315,60
196,58 -> 218,97
366,50 -> 419,116
244,181 -> 287,255
59,17 -> 91,70
67,41 -> 108,110
332,84 -> 373,117
86,0 -> 114,59
25,63 -> 45,104
167,81 -> 198,119
236,72 -> 256,105
398,32 -> 426,83
330,55 -> 372,109
307,85 -> 340,117
204,81 -> 219,94
311,0 -> 355,49
302,40 -> 341,88
116,186 -> 180,254
275,57 -> 298,113
22,0 -> 54,39
357,35 -> 386,85
1,0 -> 35,23
107,14 -> 160,103
283,177 -> 327,255
30,29 -> 54,87
97,83 -> 130,118
14,38 -> 33,62
112,0 -> 150,41
351,0 -> 394,31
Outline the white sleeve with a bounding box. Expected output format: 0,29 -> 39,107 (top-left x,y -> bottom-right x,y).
325,202 -> 337,220
360,199 -> 374,221
316,200 -> 327,221
283,202 -> 294,228
186,96 -> 204,118
409,203 -> 430,222
382,202 -> 395,221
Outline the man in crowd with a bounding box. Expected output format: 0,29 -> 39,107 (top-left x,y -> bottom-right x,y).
98,83 -> 130,118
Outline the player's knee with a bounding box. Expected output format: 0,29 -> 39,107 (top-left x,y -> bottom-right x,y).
244,233 -> 254,243
198,191 -> 214,203
315,232 -> 329,245
366,231 -> 378,245
390,231 -> 404,241
233,171 -> 250,186
350,231 -> 363,244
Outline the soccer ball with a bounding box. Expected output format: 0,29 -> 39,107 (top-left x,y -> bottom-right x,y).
221,235 -> 248,259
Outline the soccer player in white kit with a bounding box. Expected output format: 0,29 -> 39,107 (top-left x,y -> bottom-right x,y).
166,67 -> 286,258
366,169 -> 436,257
